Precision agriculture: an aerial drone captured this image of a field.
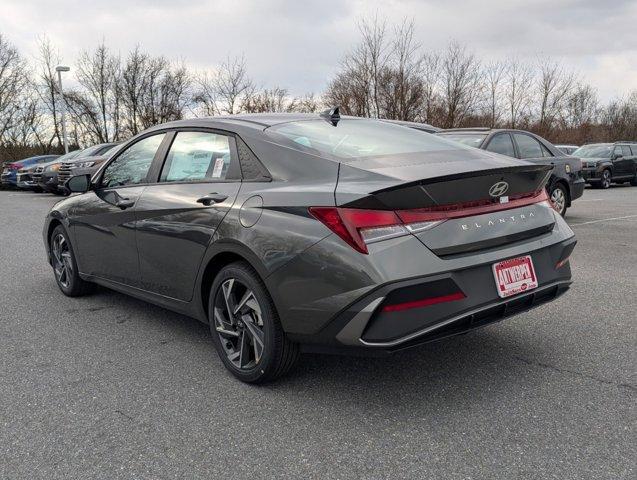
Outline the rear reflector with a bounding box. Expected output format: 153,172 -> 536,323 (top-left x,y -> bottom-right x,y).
382,292 -> 466,312
309,189 -> 548,254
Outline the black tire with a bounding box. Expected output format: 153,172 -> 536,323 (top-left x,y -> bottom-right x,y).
208,261 -> 299,384
49,225 -> 95,297
630,176 -> 637,187
548,183 -> 568,217
599,169 -> 612,189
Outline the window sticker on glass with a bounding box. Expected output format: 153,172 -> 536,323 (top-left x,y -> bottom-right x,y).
212,158 -> 225,178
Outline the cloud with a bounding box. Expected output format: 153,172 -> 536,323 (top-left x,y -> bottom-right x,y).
1,0 -> 635,100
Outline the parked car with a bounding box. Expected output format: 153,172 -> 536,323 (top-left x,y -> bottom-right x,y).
57,142 -> 120,191
37,143 -> 119,194
44,112 -> 576,383
555,145 -> 579,155
16,163 -> 47,191
32,150 -> 83,194
436,128 -> 585,216
380,119 -> 441,133
1,155 -> 59,188
574,142 -> 637,189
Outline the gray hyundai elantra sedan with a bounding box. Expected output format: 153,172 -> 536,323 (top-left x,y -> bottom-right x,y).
43,110 -> 576,383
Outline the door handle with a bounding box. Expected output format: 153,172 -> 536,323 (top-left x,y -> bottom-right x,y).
197,193 -> 228,206
116,198 -> 135,210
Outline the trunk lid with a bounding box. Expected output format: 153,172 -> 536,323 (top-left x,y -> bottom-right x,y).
335,149 -> 556,256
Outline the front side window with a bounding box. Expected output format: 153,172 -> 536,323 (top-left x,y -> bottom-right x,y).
160,131 -> 232,182
620,145 -> 632,157
101,134 -> 165,188
513,133 -> 543,159
485,133 -> 515,157
572,145 -> 612,158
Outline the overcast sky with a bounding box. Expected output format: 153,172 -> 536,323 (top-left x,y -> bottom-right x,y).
2,0 -> 636,101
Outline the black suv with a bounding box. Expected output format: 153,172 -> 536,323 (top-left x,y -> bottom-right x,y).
573,142 -> 637,189
437,128 -> 585,216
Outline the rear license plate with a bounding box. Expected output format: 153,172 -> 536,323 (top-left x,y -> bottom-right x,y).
492,255 -> 538,298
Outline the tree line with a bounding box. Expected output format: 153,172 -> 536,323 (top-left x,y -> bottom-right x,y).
1,19 -> 636,162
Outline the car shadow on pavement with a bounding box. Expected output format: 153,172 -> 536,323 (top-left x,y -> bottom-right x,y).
76,284 -> 555,414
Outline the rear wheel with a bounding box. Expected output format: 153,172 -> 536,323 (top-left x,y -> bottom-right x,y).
50,225 -> 95,296
599,169 -> 612,189
548,184 -> 568,217
208,261 -> 299,383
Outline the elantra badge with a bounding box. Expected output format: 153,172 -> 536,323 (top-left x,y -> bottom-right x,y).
489,181 -> 509,197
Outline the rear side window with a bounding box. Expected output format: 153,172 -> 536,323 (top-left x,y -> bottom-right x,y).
513,133 -> 543,159
160,131 -> 232,182
101,134 -> 165,188
485,133 -> 515,157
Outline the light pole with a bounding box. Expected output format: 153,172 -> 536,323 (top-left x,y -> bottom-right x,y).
56,65 -> 70,154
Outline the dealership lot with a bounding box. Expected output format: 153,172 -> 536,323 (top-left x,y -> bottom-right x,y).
0,188 -> 635,479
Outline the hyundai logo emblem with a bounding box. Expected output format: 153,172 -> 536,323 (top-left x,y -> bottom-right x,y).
489,181 -> 509,197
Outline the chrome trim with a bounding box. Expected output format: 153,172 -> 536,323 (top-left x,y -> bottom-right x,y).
344,280 -> 571,348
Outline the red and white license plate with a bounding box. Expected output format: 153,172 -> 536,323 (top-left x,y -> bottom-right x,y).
492,255 -> 538,298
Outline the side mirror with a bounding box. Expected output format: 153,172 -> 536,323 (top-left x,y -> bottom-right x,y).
66,174 -> 91,193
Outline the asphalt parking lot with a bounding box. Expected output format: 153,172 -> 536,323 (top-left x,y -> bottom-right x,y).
1,187 -> 635,479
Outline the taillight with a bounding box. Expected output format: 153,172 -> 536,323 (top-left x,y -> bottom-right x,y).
309,207 -> 442,254
309,189 -> 548,254
8,163 -> 21,170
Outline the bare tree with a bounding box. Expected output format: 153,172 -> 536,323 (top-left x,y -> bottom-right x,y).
504,58 -> 534,128
213,55 -> 254,115
378,19 -> 424,121
293,93 -> 320,113
484,60 -> 506,127
242,86 -> 295,113
536,57 -> 576,135
33,36 -> 65,150
74,43 -> 121,142
120,46 -> 149,136
420,52 -> 440,124
0,34 -> 30,143
440,41 -> 483,128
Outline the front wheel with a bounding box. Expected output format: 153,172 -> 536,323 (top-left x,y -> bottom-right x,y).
548,184 -> 568,217
50,225 -> 95,296
209,261 -> 299,383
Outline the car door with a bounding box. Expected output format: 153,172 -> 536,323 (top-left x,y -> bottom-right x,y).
71,133 -> 168,287
614,145 -> 632,177
134,129 -> 242,301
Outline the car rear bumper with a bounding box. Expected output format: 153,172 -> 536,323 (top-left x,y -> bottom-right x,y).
571,178 -> 585,200
290,236 -> 574,351
273,205 -> 576,353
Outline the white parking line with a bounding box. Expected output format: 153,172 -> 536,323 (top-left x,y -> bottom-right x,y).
569,214 -> 637,227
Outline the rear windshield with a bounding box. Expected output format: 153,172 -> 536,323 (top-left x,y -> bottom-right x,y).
572,145 -> 612,158
436,133 -> 487,148
266,119 -> 464,160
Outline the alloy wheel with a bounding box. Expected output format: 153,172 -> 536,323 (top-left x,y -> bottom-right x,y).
601,170 -> 611,189
213,278 -> 265,370
550,187 -> 566,215
52,233 -> 73,288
